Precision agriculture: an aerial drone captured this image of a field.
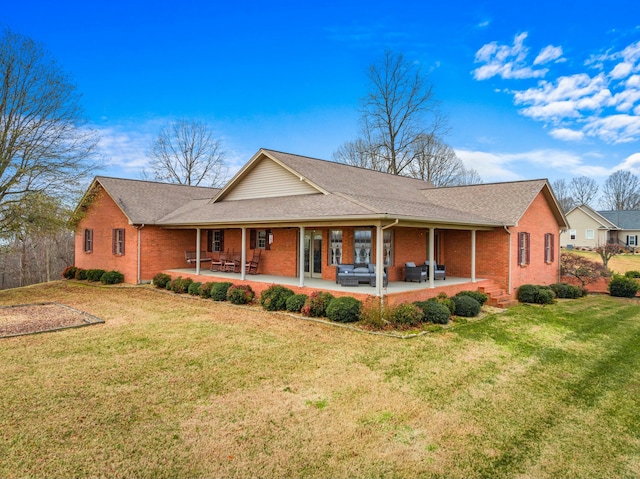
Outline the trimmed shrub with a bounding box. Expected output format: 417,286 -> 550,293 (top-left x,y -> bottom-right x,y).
285,294 -> 308,312
62,266 -> 78,280
153,273 -> 172,289
451,295 -> 481,317
415,301 -> 450,324
74,268 -> 88,281
227,284 -> 255,305
260,285 -> 295,311
625,270 -> 640,279
211,282 -> 233,301
188,281 -> 202,295
165,280 -> 172,291
86,269 -> 107,282
425,296 -> 456,315
455,290 -> 489,306
301,291 -> 335,317
389,303 -> 423,327
358,297 -> 388,329
198,282 -> 215,299
326,296 -> 362,323
171,276 -> 192,294
100,270 -> 124,285
550,283 -> 584,299
609,274 -> 639,298
517,284 -> 556,305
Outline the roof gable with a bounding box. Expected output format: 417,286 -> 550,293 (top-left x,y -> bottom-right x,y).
567,205 -> 618,229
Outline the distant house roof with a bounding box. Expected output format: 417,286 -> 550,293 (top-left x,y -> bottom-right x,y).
598,210 -> 640,230
81,149 -> 568,230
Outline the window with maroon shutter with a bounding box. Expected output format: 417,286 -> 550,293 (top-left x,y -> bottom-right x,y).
208,230 -> 224,252
84,229 -> 93,253
544,233 -> 555,263
112,229 -> 125,255
518,232 -> 530,265
251,229 -> 271,250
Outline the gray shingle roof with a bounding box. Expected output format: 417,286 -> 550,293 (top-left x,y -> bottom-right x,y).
598,210 -> 640,230
94,177 -> 219,224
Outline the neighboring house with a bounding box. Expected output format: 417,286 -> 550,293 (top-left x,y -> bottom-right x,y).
560,204 -> 640,250
74,148 -> 568,303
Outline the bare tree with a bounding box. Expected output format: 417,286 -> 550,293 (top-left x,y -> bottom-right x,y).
409,134 -> 481,186
570,176 -> 599,207
0,28 -> 98,235
335,50 -> 445,176
601,170 -> 640,210
595,243 -> 623,269
560,252 -> 610,287
143,119 -> 228,187
551,179 -> 575,213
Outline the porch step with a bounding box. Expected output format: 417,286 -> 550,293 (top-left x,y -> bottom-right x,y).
478,283 -> 517,308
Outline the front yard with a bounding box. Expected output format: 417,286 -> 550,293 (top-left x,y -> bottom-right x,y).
1,282 -> 639,478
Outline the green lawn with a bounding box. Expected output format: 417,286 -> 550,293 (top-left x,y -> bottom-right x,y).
563,248 -> 640,274
1,282 -> 640,478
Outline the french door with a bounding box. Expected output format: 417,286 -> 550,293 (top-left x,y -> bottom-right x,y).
304,231 -> 322,278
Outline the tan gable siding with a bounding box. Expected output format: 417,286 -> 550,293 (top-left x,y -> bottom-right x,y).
223,158 -> 319,201
561,208 -> 608,248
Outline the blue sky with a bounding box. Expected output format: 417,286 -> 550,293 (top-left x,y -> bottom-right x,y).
3,0 -> 640,187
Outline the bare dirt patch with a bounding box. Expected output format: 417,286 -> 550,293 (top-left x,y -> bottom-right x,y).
0,302 -> 104,338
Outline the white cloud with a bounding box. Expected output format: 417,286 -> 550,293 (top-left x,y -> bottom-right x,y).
584,114 -> 640,143
610,61 -> 633,79
615,152 -> 640,174
549,128 -> 585,141
472,32 -> 550,80
534,45 -> 563,65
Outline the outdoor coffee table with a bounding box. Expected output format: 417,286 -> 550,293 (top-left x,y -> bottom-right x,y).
341,276 -> 359,287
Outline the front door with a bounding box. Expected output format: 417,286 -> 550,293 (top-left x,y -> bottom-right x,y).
304,231 -> 322,278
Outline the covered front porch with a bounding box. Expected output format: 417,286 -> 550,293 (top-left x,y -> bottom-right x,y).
164,267 -> 500,305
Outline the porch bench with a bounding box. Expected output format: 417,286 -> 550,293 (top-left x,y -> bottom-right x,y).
185,251 -> 212,264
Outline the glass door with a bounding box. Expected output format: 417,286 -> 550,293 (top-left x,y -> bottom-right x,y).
304,231 -> 322,278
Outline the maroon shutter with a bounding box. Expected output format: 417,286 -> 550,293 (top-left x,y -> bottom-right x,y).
112,229 -> 117,255
250,229 -> 256,249
525,232 -> 530,265
121,229 -> 125,255
219,230 -> 224,252
207,230 -> 213,253
266,229 -> 272,250
550,234 -> 555,262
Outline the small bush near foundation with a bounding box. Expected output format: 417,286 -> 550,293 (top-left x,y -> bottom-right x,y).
153,273 -> 172,289
227,284 -> 255,305
358,297 -> 388,329
165,280 -> 172,290
625,270 -> 640,279
550,283 -> 585,299
74,268 -> 88,281
211,282 -> 233,301
414,301 -> 450,324
455,290 -> 489,306
188,281 -> 202,295
425,294 -> 456,315
260,285 -> 295,311
301,291 -> 335,317
100,271 -> 124,285
609,275 -> 639,298
517,284 -> 556,304
285,294 -> 308,313
389,303 -> 423,327
86,269 -> 107,282
198,282 -> 215,299
452,295 -> 481,317
62,266 -> 78,280
326,296 -> 362,323
170,277 -> 192,294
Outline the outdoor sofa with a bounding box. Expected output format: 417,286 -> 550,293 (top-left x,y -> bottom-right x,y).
336,263 -> 388,287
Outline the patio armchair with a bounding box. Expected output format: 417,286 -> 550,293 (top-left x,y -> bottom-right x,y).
210,251 -> 225,271
404,261 -> 427,283
424,261 -> 446,280
245,250 -> 261,275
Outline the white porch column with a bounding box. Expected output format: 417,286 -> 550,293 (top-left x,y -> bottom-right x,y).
240,227 -> 247,280
471,229 -> 477,283
428,227 -> 435,289
195,228 -> 201,275
376,224 -> 383,297
299,226 -> 305,287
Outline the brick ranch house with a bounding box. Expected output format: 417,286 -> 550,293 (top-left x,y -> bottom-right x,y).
74,149 -> 568,306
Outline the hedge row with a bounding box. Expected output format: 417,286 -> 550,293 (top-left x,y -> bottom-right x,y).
62,266 -> 124,285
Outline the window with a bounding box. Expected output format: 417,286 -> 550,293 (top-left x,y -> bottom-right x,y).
544,233 -> 555,263
329,230 -> 342,265
83,229 -> 93,253
628,235 -> 638,246
112,229 -> 125,255
585,229 -> 595,240
207,229 -> 224,252
354,229 -> 372,264
518,232 -> 530,266
250,229 -> 271,250
383,230 -> 393,266
569,229 -> 576,240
